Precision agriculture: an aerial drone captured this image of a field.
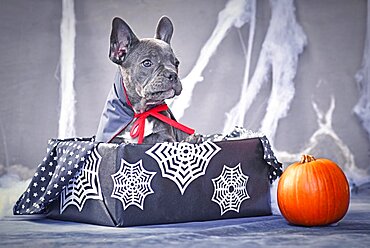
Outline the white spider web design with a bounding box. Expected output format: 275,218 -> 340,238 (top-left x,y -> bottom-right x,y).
60,147 -> 103,214
111,159 -> 156,210
211,163 -> 250,215
146,141 -> 221,195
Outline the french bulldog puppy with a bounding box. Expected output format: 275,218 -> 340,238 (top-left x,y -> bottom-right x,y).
96,16 -> 198,144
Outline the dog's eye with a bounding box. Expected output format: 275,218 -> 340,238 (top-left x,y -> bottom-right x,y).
142,59 -> 153,68
175,60 -> 180,67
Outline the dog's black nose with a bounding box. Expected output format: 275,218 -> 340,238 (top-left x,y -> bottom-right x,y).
165,71 -> 178,81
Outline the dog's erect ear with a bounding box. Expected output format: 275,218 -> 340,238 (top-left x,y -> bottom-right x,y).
109,17 -> 139,64
155,16 -> 173,44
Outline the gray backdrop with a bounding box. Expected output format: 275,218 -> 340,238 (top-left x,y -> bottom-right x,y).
0,0 -> 369,185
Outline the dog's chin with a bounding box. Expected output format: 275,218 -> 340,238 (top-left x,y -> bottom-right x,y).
146,89 -> 176,105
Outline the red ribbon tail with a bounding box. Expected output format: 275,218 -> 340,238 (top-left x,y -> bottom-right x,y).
151,112 -> 195,135
130,116 -> 146,144
137,119 -> 145,144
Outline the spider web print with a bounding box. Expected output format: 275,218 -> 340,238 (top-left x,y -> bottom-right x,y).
146,142 -> 221,195
60,146 -> 103,214
111,159 -> 156,210
211,163 -> 250,216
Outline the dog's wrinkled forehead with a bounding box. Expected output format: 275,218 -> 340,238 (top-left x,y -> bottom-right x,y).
125,38 -> 176,65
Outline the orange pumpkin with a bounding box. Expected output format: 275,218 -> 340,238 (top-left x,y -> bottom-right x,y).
277,154 -> 350,226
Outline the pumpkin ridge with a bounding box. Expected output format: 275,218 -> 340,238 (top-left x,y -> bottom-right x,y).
325,161 -> 338,224
309,160 -> 322,226
326,160 -> 349,223
316,159 -> 331,226
278,166 -> 289,221
278,166 -> 293,222
304,161 -> 320,226
300,161 -> 310,225
295,163 -> 306,225
279,164 -> 296,224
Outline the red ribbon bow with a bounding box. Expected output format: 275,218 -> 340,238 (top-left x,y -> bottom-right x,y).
130,104 -> 195,144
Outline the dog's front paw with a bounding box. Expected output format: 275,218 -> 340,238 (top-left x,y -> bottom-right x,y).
184,133 -> 204,144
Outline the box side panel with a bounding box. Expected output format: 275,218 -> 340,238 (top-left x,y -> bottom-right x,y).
113,138 -> 271,227
46,143 -> 119,227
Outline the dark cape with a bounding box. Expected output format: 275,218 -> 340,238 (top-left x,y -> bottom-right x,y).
95,71 -> 134,142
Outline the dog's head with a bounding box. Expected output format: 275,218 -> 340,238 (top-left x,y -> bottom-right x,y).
109,16 -> 182,112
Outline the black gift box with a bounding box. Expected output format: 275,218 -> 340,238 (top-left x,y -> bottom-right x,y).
43,137 -> 280,227
14,136 -> 281,227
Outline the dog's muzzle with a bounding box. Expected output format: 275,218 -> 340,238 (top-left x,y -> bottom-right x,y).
142,71 -> 182,102
161,70 -> 182,95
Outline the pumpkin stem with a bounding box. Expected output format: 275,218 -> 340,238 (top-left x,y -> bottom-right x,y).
300,154 -> 316,163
